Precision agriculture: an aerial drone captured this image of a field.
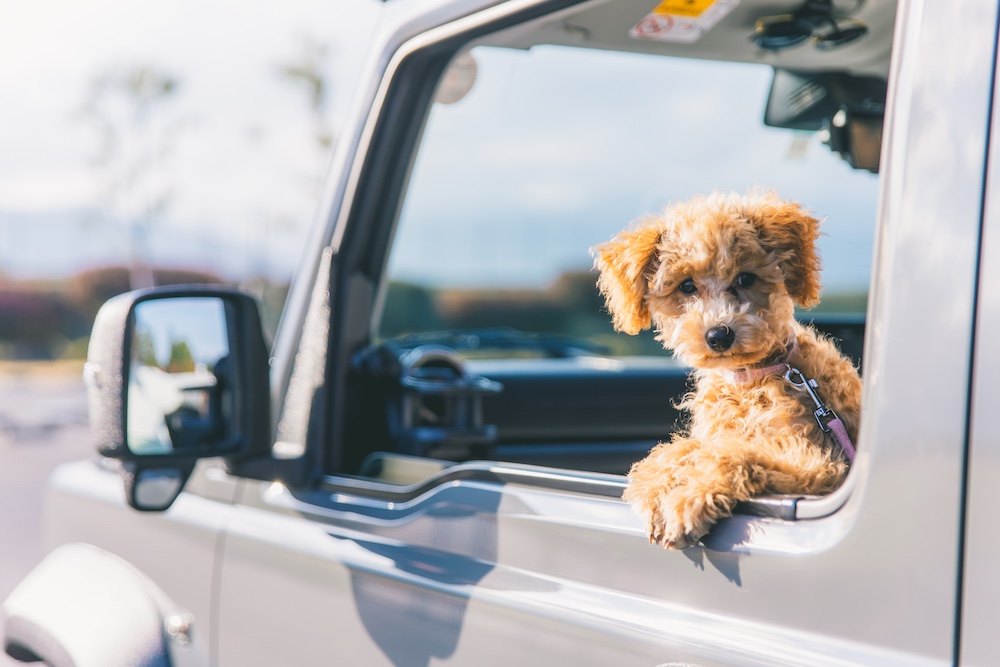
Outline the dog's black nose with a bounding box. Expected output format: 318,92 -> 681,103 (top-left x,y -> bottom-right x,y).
706,325 -> 735,352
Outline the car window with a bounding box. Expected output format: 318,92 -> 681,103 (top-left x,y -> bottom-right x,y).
378,44 -> 878,358
343,5 -> 887,482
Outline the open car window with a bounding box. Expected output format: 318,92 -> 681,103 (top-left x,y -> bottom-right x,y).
346,0 -> 886,482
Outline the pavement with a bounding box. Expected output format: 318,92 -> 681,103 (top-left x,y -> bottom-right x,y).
0,365 -> 92,665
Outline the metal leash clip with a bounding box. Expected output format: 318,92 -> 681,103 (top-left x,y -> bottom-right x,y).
784,364 -> 857,463
783,365 -> 838,432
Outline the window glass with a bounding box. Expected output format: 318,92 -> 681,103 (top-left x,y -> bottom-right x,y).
380,45 -> 877,357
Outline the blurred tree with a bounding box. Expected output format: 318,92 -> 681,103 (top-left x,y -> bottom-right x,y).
134,329 -> 160,368
0,266 -> 226,361
280,36 -> 334,151
232,35 -> 338,333
166,339 -> 195,373
64,266 -> 223,328
0,289 -> 86,359
80,64 -> 184,291
379,282 -> 443,338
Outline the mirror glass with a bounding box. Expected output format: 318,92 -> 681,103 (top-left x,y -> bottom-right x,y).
133,468 -> 187,509
127,297 -> 230,455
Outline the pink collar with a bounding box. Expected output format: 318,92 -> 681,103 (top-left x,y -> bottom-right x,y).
723,337 -> 799,384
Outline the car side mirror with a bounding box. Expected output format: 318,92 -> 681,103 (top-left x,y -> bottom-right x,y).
85,286 -> 271,511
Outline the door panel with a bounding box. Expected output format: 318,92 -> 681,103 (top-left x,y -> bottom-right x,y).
217,471 -> 947,666
45,460 -> 239,667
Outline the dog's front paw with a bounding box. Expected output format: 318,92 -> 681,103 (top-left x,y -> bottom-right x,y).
624,485 -> 700,550
626,482 -> 729,550
648,522 -> 699,550
623,439 -> 724,550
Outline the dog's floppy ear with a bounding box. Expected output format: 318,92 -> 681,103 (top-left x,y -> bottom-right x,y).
592,219 -> 664,335
752,198 -> 822,308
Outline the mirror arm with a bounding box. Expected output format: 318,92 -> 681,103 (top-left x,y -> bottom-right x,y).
121,460 -> 196,512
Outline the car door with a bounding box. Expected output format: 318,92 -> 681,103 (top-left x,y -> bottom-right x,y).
216,0 -> 995,665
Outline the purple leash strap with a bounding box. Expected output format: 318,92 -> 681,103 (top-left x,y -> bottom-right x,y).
825,416 -> 856,462
784,365 -> 857,464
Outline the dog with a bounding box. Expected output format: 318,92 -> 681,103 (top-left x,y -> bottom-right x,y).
593,191 -> 861,549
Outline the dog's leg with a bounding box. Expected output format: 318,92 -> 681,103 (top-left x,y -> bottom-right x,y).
625,437 -> 846,549
649,448 -> 754,549
622,437 -> 706,548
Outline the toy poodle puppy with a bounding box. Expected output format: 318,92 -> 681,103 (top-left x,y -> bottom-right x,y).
593,191 -> 861,549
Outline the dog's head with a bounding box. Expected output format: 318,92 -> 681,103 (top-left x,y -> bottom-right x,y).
592,191 -> 821,369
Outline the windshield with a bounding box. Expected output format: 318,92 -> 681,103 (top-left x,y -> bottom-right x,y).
379,44 -> 878,357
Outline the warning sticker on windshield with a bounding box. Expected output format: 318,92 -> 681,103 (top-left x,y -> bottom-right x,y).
629,0 -> 740,43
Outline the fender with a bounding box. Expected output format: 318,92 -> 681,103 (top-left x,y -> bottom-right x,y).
3,543 -> 194,667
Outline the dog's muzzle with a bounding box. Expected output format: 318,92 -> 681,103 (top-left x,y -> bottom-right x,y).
705,325 -> 735,352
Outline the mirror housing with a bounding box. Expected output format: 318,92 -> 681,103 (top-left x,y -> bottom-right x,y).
764,69 -> 885,172
820,105 -> 883,173
85,286 -> 271,511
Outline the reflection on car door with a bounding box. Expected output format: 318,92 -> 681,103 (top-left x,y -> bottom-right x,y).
216,458 -> 961,667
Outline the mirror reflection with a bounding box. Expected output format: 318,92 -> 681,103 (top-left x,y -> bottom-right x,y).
127,297 -> 230,455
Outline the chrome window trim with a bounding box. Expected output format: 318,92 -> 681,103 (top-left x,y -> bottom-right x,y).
318,461 -> 826,521
321,461 -> 627,501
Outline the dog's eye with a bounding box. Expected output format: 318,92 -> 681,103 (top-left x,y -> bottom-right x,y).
736,273 -> 757,288
678,279 -> 697,295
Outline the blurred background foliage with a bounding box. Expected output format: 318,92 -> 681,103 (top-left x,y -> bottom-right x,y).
2,264 -> 864,361
0,267 -> 230,360
2,27 -> 867,363
380,273 -> 865,358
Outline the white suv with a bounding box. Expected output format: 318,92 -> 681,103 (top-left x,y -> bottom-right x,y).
8,0 -> 1000,665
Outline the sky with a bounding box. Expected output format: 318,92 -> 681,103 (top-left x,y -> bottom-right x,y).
134,296 -> 229,367
0,0 -> 381,282
1,1 -> 879,295
391,45 -> 880,293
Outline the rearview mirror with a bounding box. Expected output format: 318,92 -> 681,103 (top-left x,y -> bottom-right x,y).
85,286 -> 270,511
